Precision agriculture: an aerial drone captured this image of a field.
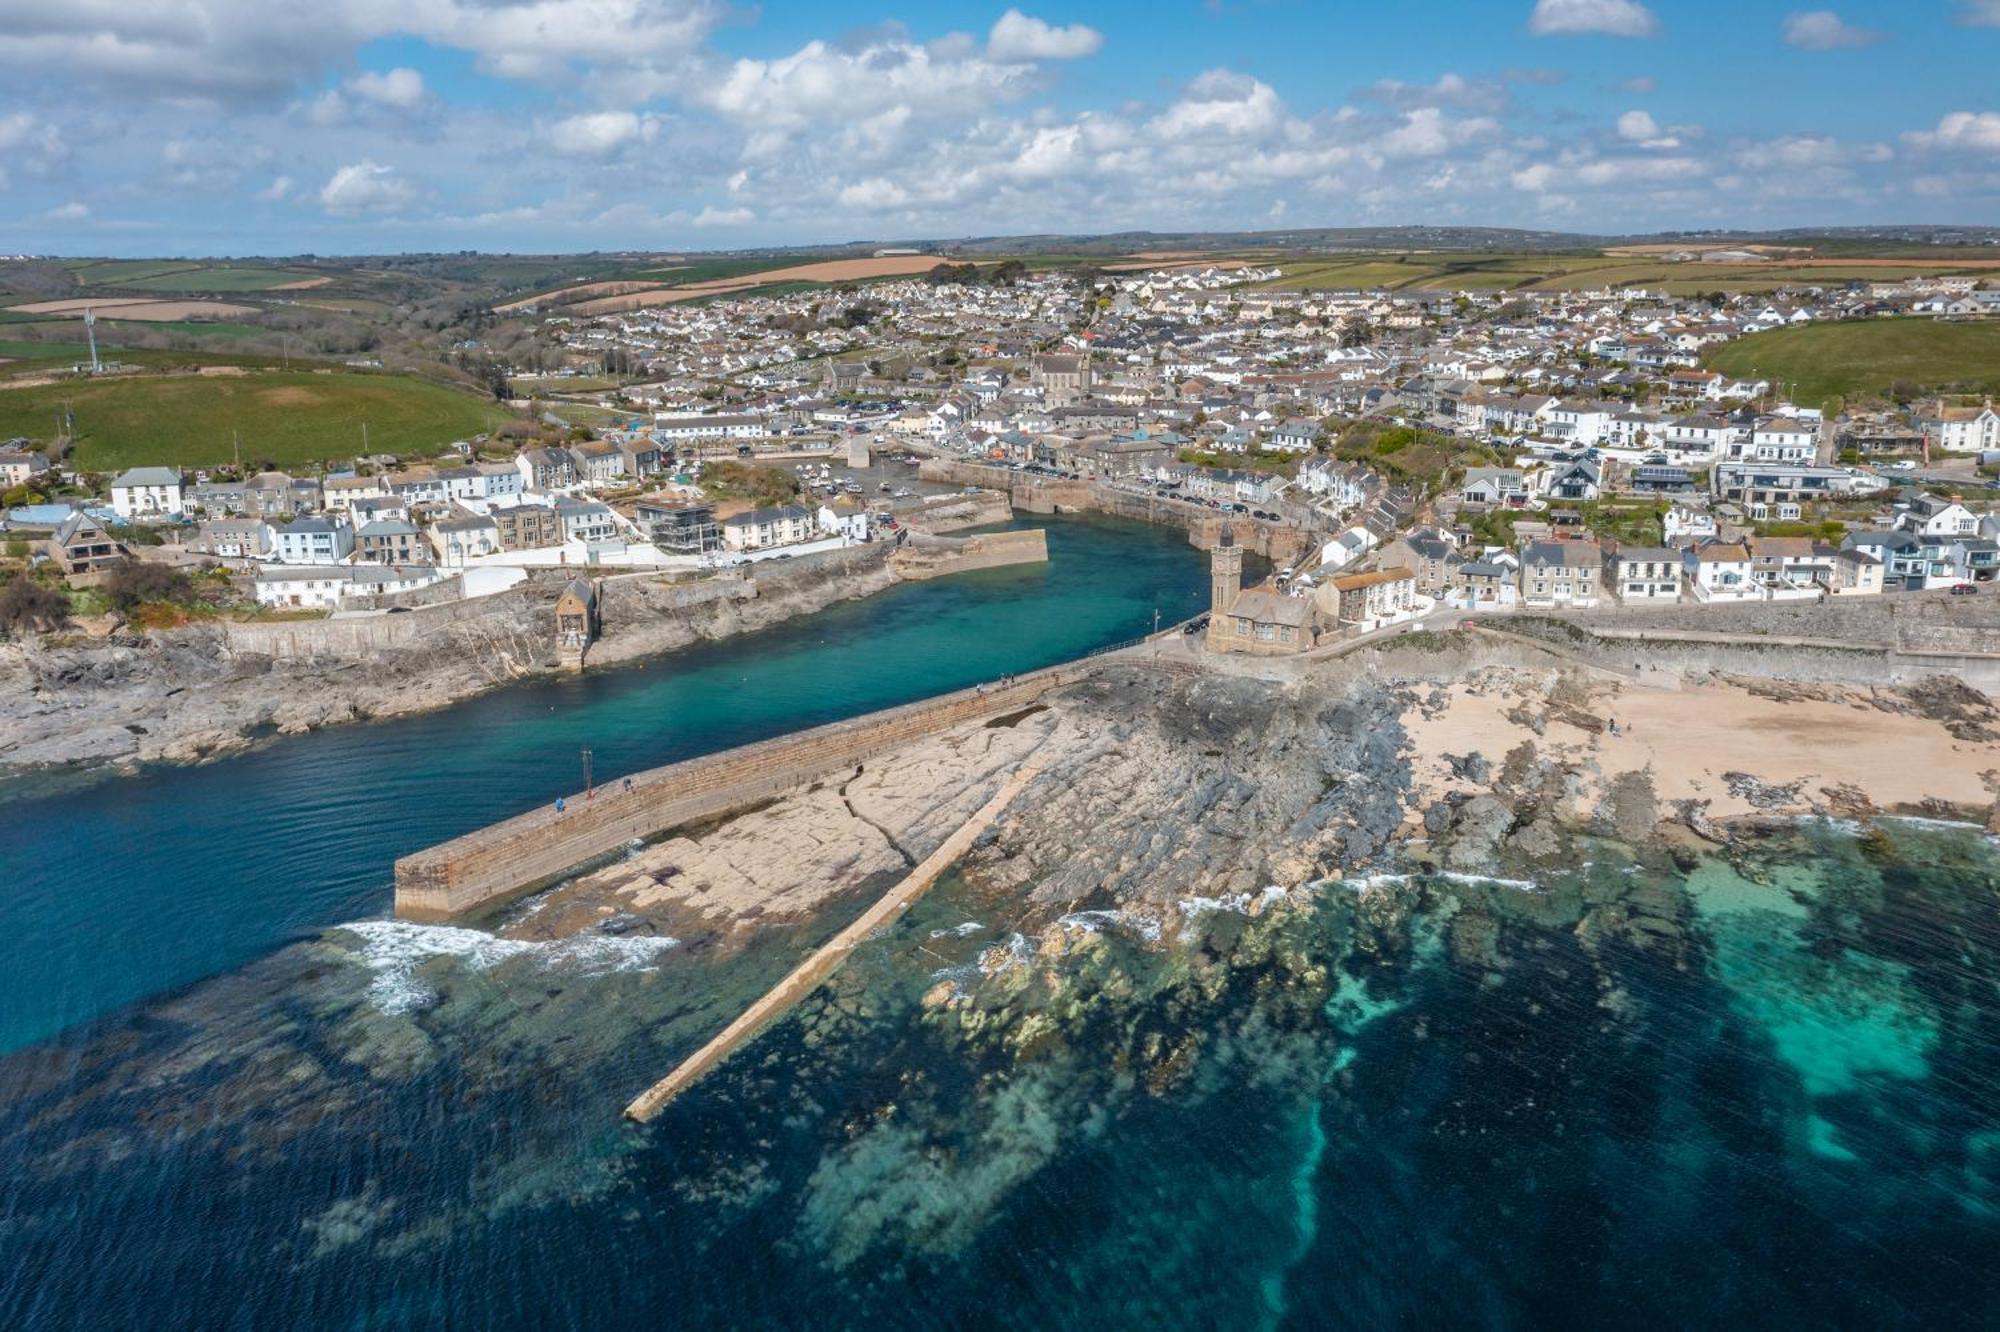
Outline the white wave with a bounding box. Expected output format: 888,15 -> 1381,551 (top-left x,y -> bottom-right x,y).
1057,908 -> 1165,944
979,931 -> 1040,977
1876,814 -> 1987,833
1434,871 -> 1542,893
1176,886 -> 1290,939
1342,872 -> 1416,892
336,920 -> 678,1016
928,921 -> 985,939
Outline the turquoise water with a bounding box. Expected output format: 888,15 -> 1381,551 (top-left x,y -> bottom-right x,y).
3,819 -> 1997,1328
0,514 -> 1207,1052
5,517 -> 2000,1328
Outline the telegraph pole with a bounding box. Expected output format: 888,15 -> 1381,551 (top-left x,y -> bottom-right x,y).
580,747 -> 594,799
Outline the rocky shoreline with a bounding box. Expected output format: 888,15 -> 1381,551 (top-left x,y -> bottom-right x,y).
0,549 -> 903,776
499,640 -> 2000,969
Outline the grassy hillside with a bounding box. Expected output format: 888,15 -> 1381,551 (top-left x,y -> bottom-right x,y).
0,371 -> 512,470
1702,318 -> 2000,403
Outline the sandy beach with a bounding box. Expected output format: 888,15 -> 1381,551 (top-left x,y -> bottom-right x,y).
1403,672 -> 1999,821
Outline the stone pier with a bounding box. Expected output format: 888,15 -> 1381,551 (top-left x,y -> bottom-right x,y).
393,668 -> 1085,922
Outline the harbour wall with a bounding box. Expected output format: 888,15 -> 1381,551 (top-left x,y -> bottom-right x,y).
1487,617 -> 2000,691
916,460 -> 1316,563
393,665 -> 1085,921
890,528 -> 1049,581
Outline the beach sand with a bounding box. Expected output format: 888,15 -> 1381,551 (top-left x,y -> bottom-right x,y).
1403,673 -> 1998,821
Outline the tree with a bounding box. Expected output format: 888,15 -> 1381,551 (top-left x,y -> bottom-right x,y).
0,575 -> 71,635
103,561 -> 195,612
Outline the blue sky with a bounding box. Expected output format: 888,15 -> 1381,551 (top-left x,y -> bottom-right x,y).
1,0 -> 1997,255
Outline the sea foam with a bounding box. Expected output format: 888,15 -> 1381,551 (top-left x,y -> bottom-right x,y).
336,920 -> 679,1015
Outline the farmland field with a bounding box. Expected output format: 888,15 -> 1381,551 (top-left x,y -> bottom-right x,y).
1702,318 -> 2000,403
121,267 -> 316,292
0,370 -> 512,470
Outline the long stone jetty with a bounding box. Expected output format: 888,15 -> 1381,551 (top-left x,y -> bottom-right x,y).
394,668 -> 1082,922
624,756 -> 1046,1122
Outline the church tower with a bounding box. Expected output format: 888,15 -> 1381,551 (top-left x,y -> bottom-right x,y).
1209,524 -> 1243,621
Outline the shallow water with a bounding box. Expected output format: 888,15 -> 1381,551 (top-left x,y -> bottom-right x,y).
3,818 -> 1998,1329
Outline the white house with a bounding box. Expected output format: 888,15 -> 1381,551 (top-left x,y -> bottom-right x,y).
722,504 -> 815,551
1689,542 -> 1759,602
1609,546 -> 1683,603
1897,494 -> 1980,539
252,564 -> 445,610
817,504 -> 872,542
652,413 -> 764,441
270,515 -> 354,564
108,467 -> 184,520
1917,401 -> 2000,454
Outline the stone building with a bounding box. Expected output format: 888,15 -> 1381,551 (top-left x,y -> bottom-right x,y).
556,578 -> 598,670
1206,525 -> 1315,655
1032,352 -> 1092,405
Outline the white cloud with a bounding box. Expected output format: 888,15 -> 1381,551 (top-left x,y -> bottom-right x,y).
347,66 -> 428,108
1903,111 -> 2000,153
0,111 -> 66,173
689,204 -> 752,228
1957,1 -> 2000,25
1617,109 -> 1660,140
44,200 -> 89,221
1151,69 -> 1284,140
1782,10 -> 1881,50
256,175 -> 294,202
1734,134 -> 1891,168
986,10 -> 1102,61
1618,75 -> 1658,93
705,36 -> 1037,157
547,110 -> 655,156
1358,72 -> 1508,114
1377,108 -> 1499,159
1529,0 -> 1660,38
837,178 -> 911,209
319,160 -> 416,213
0,0 -> 723,101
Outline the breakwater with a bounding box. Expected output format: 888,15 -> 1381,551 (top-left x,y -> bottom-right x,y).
394,666 -> 1084,921
890,528 -> 1048,580
623,756 -> 1047,1122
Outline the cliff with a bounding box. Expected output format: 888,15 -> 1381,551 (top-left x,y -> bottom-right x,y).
0,546 -> 905,775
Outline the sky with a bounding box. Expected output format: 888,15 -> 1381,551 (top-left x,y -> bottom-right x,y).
1,0 -> 1999,256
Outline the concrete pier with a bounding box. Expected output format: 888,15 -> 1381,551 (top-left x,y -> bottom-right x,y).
625,757 -> 1045,1122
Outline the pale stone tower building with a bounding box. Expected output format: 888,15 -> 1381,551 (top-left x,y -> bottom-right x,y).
1208,525 -> 1243,634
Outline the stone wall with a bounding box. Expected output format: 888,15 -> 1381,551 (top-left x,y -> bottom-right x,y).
891,528 -> 1049,581
915,458 -> 1315,561
394,665 -> 1087,920
220,584 -> 548,661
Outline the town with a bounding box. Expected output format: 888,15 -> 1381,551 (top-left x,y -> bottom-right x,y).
4,257 -> 1996,653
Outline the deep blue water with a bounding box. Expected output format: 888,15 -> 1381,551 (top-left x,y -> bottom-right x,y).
0,514 -> 1207,1052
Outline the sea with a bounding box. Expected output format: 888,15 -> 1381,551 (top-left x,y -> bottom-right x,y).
3,516 -> 1998,1329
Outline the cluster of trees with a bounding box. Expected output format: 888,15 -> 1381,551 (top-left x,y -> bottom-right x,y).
0,574 -> 71,636
925,260 -> 1028,288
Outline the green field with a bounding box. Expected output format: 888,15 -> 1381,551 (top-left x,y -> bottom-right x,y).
0,371 -> 513,470
68,260 -> 210,285
123,266 -> 314,292
1703,318 -> 2000,403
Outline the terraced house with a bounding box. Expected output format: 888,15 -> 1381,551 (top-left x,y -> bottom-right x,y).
1519,539 -> 1601,609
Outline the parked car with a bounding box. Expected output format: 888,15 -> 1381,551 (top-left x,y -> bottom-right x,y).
1951,583 -> 1979,596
